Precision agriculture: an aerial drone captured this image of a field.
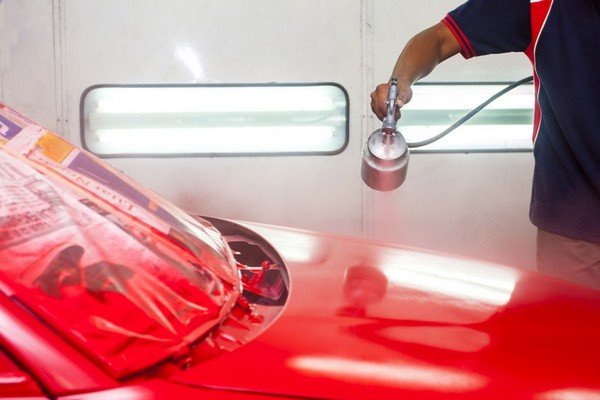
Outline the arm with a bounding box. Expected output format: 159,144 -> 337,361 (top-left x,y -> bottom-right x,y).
370,22 -> 462,121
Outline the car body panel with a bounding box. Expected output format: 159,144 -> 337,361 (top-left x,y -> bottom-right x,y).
0,349 -> 45,398
0,292 -> 116,395
168,222 -> 600,399
57,380 -> 292,400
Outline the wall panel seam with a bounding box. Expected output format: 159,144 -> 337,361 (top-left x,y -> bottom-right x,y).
52,0 -> 69,138
360,0 -> 375,238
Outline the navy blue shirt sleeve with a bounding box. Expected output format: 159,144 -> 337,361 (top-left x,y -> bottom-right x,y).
444,0 -> 531,58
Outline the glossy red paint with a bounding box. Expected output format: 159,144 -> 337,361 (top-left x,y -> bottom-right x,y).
166,222 -> 600,399
3,218 -> 600,399
0,292 -> 116,395
0,348 -> 44,398
57,380 -> 293,400
4,218 -> 600,399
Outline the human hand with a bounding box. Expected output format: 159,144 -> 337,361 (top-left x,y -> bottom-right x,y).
370,80 -> 413,121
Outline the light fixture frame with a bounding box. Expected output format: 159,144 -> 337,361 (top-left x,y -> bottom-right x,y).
80,82 -> 349,158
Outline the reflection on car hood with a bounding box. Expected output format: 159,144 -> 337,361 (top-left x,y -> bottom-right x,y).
169,222 -> 600,399
0,103 -> 239,377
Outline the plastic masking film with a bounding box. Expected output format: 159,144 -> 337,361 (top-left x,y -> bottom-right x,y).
0,103 -> 240,377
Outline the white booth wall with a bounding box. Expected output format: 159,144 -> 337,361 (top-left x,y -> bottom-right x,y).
0,0 -> 536,269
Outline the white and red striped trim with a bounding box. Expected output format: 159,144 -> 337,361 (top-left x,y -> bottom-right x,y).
442,15 -> 477,59
526,0 -> 554,144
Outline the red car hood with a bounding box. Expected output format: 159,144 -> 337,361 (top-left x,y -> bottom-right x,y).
167,222 -> 600,399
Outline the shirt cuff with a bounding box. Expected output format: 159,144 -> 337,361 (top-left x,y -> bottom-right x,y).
442,14 -> 476,59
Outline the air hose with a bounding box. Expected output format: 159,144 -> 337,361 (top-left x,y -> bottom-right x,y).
406,76 -> 534,148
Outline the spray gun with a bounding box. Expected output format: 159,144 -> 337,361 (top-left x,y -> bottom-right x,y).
361,75 -> 534,192
361,78 -> 410,192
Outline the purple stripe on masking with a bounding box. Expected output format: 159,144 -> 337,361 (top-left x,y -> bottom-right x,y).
69,152 -> 178,225
0,114 -> 23,140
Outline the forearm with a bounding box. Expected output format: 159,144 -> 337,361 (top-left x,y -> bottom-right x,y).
370,22 -> 461,120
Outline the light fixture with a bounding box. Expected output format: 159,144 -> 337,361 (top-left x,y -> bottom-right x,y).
81,84 -> 348,157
